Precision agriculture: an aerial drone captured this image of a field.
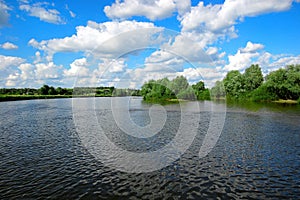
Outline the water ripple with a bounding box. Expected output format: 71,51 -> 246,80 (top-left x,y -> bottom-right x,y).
0,98 -> 299,199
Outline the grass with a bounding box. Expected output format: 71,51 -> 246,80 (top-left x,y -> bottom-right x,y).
272,99 -> 298,104
166,98 -> 188,102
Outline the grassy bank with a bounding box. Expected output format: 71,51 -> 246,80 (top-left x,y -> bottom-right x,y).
272,99 -> 298,104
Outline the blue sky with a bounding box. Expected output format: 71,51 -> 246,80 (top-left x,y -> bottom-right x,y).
0,0 -> 300,88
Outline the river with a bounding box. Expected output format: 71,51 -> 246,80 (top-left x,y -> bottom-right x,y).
0,97 -> 299,199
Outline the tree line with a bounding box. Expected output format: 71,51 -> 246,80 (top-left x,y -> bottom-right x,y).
1,64 -> 299,103
210,64 -> 300,102
141,76 -> 210,102
0,85 -> 141,97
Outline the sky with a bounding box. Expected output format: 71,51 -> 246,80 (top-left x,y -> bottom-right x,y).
0,0 -> 300,88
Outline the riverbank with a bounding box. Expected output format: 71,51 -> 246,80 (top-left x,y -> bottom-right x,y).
0,94 -> 120,102
272,99 -> 299,104
0,95 -> 73,102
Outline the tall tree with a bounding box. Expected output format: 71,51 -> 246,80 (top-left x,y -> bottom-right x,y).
39,84 -> 50,95
223,70 -> 244,98
170,76 -> 189,95
266,65 -> 300,99
243,64 -> 264,92
210,81 -> 226,98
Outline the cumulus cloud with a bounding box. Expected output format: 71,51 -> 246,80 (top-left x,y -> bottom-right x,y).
159,34 -> 215,63
104,0 -> 190,20
18,63 -> 35,81
35,62 -> 62,79
144,50 -> 185,72
181,0 -> 293,33
29,20 -> 163,60
63,58 -> 90,77
19,2 -> 64,24
0,42 -> 18,50
0,55 -> 25,70
179,0 -> 295,48
224,41 -> 264,71
0,0 -> 10,27
2,60 -> 64,87
268,55 -> 300,70
240,41 -> 264,53
107,59 -> 127,73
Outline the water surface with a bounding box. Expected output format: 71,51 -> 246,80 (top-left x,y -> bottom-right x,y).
0,97 -> 299,199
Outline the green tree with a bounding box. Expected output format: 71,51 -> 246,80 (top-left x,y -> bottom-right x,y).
223,70 -> 244,98
265,65 -> 300,99
48,86 -> 57,95
192,81 -> 211,100
39,84 -> 50,95
177,86 -> 196,100
170,76 -> 189,95
243,64 -> 263,92
210,81 -> 226,99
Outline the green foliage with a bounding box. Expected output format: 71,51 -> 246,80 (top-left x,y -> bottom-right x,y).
223,70 -> 245,98
212,64 -> 300,102
48,86 -> 57,95
39,84 -> 50,95
177,86 -> 196,100
243,64 -> 264,91
265,65 -> 300,100
248,85 -> 278,102
210,81 -> 225,99
197,89 -> 211,100
141,76 -> 209,102
141,78 -> 175,101
170,76 -> 189,94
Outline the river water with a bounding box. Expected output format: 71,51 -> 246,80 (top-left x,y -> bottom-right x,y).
0,97 -> 299,199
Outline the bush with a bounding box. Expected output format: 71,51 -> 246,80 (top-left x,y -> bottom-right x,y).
197,89 -> 211,100
249,85 -> 278,102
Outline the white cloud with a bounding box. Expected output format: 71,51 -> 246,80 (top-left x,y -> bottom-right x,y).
104,0 -> 181,20
240,41 -> 264,53
181,0 -> 293,33
268,55 -> 300,70
65,4 -> 76,18
144,50 -> 184,72
0,42 -> 18,50
0,55 -> 25,70
2,60 -> 64,87
19,2 -> 64,24
224,41 -> 264,71
6,73 -> 20,87
107,59 -> 126,73
175,0 -> 191,17
18,63 -> 34,80
160,34 -> 215,63
224,50 -> 259,71
0,0 -> 10,27
35,62 -> 62,79
29,20 -> 163,60
179,0 -> 295,49
63,58 -> 90,77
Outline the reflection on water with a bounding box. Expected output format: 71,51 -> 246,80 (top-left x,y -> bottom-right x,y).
0,97 -> 299,199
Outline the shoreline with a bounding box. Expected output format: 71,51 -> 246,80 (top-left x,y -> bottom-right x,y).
0,95 -> 130,102
1,95 -> 299,105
